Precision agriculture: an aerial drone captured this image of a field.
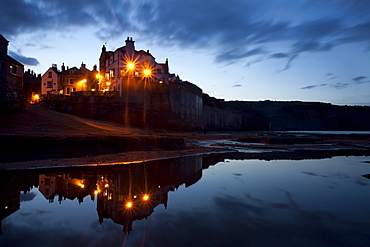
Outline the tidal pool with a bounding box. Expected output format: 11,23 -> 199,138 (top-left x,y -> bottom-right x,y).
0,155 -> 369,246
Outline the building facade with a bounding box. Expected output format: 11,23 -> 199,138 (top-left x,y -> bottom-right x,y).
95,37 -> 203,129
0,34 -> 25,111
41,63 -> 98,99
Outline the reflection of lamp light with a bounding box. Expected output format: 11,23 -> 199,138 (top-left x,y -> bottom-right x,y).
143,194 -> 149,201
125,201 -> 133,209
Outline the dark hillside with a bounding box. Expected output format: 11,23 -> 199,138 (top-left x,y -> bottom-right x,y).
216,100 -> 370,131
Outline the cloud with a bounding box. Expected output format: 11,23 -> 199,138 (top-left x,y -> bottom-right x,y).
216,48 -> 265,63
9,51 -> 40,66
301,84 -> 327,90
232,84 -> 242,88
1,0 -> 370,71
301,74 -> 370,90
352,76 -> 370,84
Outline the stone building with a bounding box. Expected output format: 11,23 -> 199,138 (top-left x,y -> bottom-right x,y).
0,34 -> 25,112
41,62 -> 98,99
94,37 -> 203,129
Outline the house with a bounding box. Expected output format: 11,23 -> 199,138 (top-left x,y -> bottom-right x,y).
93,37 -> 203,129
41,62 -> 98,99
99,37 -> 171,96
0,34 -> 25,111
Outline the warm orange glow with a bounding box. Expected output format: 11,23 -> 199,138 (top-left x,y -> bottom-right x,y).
94,190 -> 99,195
142,194 -> 150,201
34,94 -> 40,100
96,74 -> 101,79
127,62 -> 135,70
104,183 -> 109,188
81,79 -> 87,83
106,81 -> 111,86
143,69 -> 151,77
125,201 -> 133,209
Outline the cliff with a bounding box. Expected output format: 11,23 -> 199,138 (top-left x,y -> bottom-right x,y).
205,98 -> 370,131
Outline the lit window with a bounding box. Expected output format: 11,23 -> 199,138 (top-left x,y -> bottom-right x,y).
110,69 -> 115,78
10,65 -> 17,74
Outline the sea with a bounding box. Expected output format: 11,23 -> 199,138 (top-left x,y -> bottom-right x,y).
0,152 -> 369,246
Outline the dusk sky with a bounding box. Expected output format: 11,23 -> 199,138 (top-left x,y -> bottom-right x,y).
1,0 -> 369,105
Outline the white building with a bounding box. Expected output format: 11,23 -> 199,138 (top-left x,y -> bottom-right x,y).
41,63 -> 97,98
99,37 -> 171,96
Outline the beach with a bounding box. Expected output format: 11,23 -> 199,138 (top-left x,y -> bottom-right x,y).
1,104 -> 370,170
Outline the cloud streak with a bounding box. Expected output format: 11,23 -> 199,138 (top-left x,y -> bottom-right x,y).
9,51 -> 40,66
301,76 -> 370,90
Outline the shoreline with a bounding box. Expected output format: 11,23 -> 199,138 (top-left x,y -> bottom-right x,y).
1,105 -> 370,170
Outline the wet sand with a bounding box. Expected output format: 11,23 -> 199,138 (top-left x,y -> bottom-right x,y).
1,104 -> 369,170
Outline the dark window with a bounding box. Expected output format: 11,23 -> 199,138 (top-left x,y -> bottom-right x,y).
48,72 -> 52,78
47,81 -> 52,88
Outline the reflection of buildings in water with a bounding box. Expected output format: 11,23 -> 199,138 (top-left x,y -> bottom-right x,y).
0,155 -> 203,235
0,173 -> 38,235
38,173 -> 96,204
97,156 -> 203,234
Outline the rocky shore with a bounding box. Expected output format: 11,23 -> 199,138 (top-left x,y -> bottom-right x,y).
1,104 -> 370,170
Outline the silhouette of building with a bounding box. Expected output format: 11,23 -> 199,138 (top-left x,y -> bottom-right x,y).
41,62 -> 98,99
24,69 -> 41,103
0,34 -> 25,112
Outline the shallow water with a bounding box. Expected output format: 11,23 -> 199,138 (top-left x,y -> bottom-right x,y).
0,155 -> 369,246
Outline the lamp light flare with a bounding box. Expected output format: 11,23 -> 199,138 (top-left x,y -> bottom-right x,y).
127,62 -> 135,70
143,69 -> 151,77
142,194 -> 149,201
125,201 -> 133,209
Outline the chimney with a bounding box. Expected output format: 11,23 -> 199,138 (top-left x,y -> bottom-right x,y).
61,63 -> 65,72
81,62 -> 86,69
125,37 -> 135,56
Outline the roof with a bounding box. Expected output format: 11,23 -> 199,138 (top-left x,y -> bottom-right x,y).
0,34 -> 9,43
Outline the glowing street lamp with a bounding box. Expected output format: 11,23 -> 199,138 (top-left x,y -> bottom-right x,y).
127,62 -> 135,70
79,79 -> 87,91
143,69 -> 151,77
33,94 -> 40,103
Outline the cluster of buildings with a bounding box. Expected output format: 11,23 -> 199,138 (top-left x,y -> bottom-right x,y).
1,34 -> 241,130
